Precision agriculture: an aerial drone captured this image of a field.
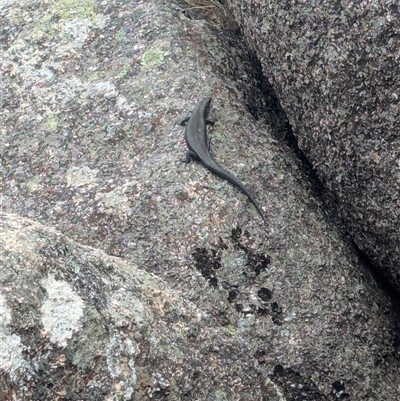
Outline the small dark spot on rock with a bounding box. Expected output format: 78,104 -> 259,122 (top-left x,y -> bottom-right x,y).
231,226 -> 242,243
270,365 -> 329,400
271,302 -> 280,313
192,247 -> 221,288
246,252 -> 271,276
153,388 -> 170,397
257,307 -> 269,315
254,349 -> 266,364
331,380 -> 350,399
270,301 -> 283,325
258,287 -> 272,302
208,276 -> 218,288
228,289 -> 239,303
218,236 -> 228,250
273,364 -> 284,376
272,315 -> 283,326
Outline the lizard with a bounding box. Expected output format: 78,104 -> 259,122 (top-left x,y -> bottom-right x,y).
181,96 -> 266,223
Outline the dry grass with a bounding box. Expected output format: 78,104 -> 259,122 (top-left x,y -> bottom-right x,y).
181,0 -> 238,32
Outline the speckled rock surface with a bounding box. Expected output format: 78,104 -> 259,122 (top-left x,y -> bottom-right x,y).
226,0 -> 400,291
1,0 -> 400,400
0,212 -> 269,400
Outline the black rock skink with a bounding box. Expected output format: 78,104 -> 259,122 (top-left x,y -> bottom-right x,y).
181,96 -> 266,223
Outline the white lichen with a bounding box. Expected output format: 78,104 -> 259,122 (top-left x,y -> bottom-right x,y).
41,276 -> 85,347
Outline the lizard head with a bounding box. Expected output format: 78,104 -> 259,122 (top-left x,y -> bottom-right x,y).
201,96 -> 212,115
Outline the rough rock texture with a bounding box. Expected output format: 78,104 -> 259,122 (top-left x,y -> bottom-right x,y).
226,0 -> 400,290
1,212 -> 275,400
1,0 -> 400,400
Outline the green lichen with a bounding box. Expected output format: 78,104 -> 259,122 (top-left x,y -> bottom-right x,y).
42,114 -> 58,131
115,30 -> 126,41
30,0 -> 96,42
141,49 -> 164,68
52,0 -> 97,20
115,65 -> 131,79
213,131 -> 226,141
88,71 -> 101,81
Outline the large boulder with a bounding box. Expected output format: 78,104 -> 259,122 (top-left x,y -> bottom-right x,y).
226,0 -> 400,291
1,0 -> 400,399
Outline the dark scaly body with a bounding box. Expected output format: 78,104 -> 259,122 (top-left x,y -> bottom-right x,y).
182,96 -> 266,223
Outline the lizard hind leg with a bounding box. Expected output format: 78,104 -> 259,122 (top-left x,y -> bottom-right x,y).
185,150 -> 199,163
180,116 -> 190,126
